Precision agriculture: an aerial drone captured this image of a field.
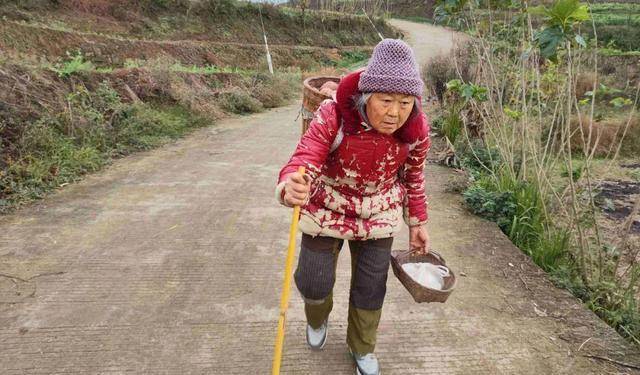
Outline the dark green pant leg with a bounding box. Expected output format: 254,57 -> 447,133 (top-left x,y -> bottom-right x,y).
347,304 -> 383,354
345,237 -> 393,354
305,290 -> 333,329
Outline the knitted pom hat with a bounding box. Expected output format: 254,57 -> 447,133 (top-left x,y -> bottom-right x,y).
358,38 -> 424,97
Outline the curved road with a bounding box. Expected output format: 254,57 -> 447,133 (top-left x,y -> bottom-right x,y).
0,20 -> 638,374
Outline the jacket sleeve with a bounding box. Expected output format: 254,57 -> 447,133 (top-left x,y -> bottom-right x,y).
275,101 -> 339,206
400,113 -> 431,226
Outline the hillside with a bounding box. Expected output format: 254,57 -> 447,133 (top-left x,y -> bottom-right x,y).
0,0 -> 397,213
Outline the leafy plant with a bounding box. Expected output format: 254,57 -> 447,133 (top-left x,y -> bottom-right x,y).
529,0 -> 590,61
51,51 -> 95,77
446,79 -> 488,102
561,164 -> 583,181
434,0 -> 473,25
609,97 -> 633,108
442,110 -> 464,144
463,183 -> 517,231
455,138 -> 502,175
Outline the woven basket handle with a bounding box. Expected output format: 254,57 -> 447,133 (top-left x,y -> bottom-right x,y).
408,247 -> 447,265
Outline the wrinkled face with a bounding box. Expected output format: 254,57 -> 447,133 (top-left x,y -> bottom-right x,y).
365,92 -> 415,135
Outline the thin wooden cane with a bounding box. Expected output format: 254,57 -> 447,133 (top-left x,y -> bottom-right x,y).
272,166 -> 306,375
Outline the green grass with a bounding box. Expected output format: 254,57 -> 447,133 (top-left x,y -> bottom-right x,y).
168,63 -> 256,76
599,48 -> 640,57
587,4 -> 640,52
457,140 -> 640,345
335,50 -> 370,69
592,13 -> 640,27
50,52 -> 94,77
395,16 -> 434,24
590,3 -> 640,14
0,83 -> 209,214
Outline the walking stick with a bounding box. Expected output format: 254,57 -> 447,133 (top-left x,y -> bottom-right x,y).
272,166 -> 306,375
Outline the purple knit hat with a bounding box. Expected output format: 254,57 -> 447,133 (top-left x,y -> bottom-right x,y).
358,38 -> 423,97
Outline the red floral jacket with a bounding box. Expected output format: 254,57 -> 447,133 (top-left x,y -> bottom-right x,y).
276,71 -> 431,240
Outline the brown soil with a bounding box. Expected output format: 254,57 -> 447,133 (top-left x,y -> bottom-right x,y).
0,21 -> 373,71
0,0 -> 399,46
596,180 -> 640,233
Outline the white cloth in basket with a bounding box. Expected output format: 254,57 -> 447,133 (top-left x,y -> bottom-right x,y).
401,262 -> 450,290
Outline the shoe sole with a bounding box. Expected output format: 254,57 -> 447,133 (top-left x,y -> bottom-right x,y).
355,367 -> 381,375
306,323 -> 328,351
351,351 -> 380,375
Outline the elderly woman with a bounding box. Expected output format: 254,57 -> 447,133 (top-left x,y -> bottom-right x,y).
275,39 -> 431,375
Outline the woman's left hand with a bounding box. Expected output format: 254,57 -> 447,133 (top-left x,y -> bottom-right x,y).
409,225 -> 430,255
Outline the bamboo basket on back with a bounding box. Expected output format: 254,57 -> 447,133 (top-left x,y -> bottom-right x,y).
301,76 -> 340,136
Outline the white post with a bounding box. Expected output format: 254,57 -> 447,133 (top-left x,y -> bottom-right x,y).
264,33 -> 274,75
259,6 -> 274,75
362,7 -> 384,41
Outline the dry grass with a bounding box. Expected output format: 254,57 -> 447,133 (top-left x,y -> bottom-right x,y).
570,113 -> 640,157
575,71 -> 598,99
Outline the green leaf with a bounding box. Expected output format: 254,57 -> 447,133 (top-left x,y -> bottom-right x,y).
504,106 -> 523,120
528,5 -> 548,16
461,85 -> 474,101
446,79 -> 462,90
474,86 -> 488,102
549,0 -> 590,29
530,0 -> 590,33
570,4 -> 590,22
609,97 -> 632,108
534,26 -> 564,61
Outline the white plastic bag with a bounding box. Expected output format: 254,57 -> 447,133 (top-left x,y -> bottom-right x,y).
401,262 -> 450,290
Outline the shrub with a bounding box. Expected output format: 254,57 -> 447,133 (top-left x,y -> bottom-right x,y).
455,138 -> 502,175
423,55 -> 453,103
336,50 -> 370,68
110,105 -> 204,152
218,89 -> 263,114
0,78 -> 207,214
464,182 -> 517,231
3,118 -> 105,205
252,72 -> 300,108
423,42 -> 475,103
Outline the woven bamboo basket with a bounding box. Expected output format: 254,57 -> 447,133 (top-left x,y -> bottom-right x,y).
390,249 -> 457,303
301,76 -> 340,136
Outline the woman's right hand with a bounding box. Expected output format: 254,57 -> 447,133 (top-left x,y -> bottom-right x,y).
283,172 -> 311,207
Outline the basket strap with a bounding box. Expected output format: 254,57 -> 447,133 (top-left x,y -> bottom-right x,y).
408,248 -> 447,265
301,106 -> 314,120
429,250 -> 446,264
329,120 -> 344,153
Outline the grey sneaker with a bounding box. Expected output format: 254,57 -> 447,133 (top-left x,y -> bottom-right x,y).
351,351 -> 380,375
305,320 -> 328,350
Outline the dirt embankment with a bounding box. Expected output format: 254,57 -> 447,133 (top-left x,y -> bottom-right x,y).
0,21 -> 373,71
0,0 -> 399,46
0,0 -> 392,134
